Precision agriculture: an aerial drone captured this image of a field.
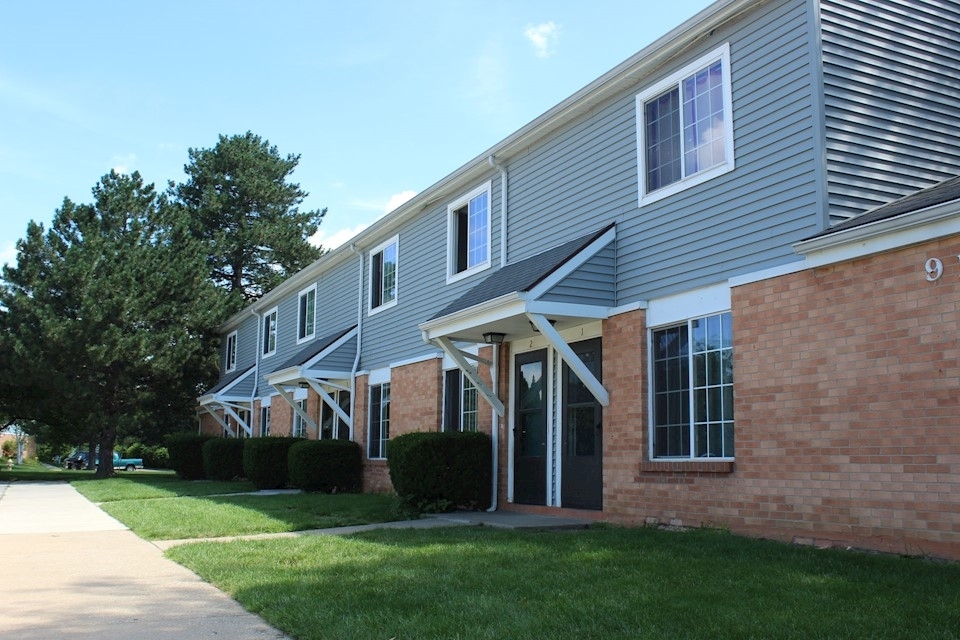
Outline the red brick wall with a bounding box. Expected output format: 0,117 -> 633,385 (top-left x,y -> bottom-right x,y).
732,238 -> 960,558
391,357 -> 442,434
198,411 -> 222,437
586,238 -> 960,559
270,399 -> 293,437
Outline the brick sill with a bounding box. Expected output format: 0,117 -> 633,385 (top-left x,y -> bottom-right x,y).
640,460 -> 734,474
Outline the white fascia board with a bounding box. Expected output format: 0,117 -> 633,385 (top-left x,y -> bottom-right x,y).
302,327 -> 358,369
793,200 -> 960,266
265,367 -> 302,387
646,282 -> 731,328
419,292 -> 526,341
526,226 -> 617,299
303,369 -> 354,383
524,300 -> 610,320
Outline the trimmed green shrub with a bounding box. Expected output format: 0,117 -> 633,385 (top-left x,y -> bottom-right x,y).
243,437 -> 304,490
388,431 -> 492,513
288,440 -> 362,493
143,445 -> 169,469
202,438 -> 247,481
165,433 -> 215,480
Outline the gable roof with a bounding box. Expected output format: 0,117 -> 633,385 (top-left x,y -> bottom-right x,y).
804,175 -> 960,242
431,225 -> 615,321
276,325 -> 357,371
203,365 -> 255,396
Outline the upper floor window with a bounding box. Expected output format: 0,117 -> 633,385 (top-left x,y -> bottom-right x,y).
297,285 -> 316,343
225,331 -> 238,373
637,43 -> 733,206
447,182 -> 491,283
262,307 -> 278,357
369,236 -> 398,313
651,312 -> 734,460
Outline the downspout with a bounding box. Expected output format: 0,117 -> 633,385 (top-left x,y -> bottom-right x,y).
487,343 -> 499,512
488,155 -> 507,267
349,243 -> 364,442
251,308 -> 261,437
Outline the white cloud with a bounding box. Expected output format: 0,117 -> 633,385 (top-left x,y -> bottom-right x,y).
385,190 -> 417,213
310,223 -> 369,250
111,153 -> 137,174
524,21 -> 561,59
0,242 -> 17,268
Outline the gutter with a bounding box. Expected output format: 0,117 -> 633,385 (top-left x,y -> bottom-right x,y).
487,342 -> 499,512
488,155 -> 508,267
349,243 -> 364,442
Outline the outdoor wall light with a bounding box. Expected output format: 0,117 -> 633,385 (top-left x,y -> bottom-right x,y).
482,332 -> 506,345
298,382 -> 309,389
529,319 -> 557,333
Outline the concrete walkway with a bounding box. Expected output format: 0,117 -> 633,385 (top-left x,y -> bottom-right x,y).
0,481 -> 592,639
0,482 -> 290,640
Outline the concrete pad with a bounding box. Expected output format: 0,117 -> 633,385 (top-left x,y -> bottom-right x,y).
0,482 -> 290,640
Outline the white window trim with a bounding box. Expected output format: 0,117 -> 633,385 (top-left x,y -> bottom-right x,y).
225,330 -> 238,373
262,307 -> 278,358
446,181 -> 492,284
636,42 -> 734,207
647,311 -> 735,462
297,284 -> 317,345
368,235 -> 399,316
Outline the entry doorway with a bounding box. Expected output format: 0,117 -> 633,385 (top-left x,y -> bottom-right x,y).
513,349 -> 547,505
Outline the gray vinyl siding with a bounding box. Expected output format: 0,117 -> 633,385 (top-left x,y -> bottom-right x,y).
505,0 -> 819,304
257,258 -> 360,397
359,176 -> 504,370
223,315 -> 258,375
315,339 -> 357,372
230,373 -> 256,399
539,244 -> 617,306
821,0 -> 960,222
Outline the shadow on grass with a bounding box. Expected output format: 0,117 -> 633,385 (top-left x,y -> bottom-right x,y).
169,526 -> 960,640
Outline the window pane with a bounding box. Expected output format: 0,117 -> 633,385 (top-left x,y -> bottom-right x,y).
681,60 -> 725,178
645,89 -> 681,193
467,192 -> 488,269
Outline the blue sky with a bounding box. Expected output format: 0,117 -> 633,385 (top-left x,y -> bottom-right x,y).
0,0 -> 715,266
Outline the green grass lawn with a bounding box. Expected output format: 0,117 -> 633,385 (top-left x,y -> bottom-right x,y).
167,525 -> 960,640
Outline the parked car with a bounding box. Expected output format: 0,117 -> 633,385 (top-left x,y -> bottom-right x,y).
63,450 -> 89,470
62,450 -> 143,471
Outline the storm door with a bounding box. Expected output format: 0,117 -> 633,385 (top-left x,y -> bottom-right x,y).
513,349 -> 548,505
561,338 -> 603,510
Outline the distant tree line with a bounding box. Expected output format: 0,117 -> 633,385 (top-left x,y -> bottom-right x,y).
0,132 -> 326,477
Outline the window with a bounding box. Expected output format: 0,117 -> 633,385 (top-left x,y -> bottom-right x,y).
443,369 -> 478,432
447,182 -> 491,282
651,312 -> 734,459
262,307 -> 278,357
298,285 -> 316,343
637,44 -> 733,205
293,399 -> 308,438
225,331 -> 238,373
368,383 -> 390,458
369,236 -> 398,313
259,405 -> 271,437
320,389 -> 351,440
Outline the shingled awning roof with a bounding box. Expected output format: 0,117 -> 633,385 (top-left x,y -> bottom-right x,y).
802,175 -> 960,242
420,224 -> 617,416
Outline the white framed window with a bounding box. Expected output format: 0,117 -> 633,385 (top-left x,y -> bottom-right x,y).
447,182 -> 492,283
636,43 -> 734,206
320,389 -> 351,440
262,307 -> 278,357
297,285 -> 317,343
369,236 -> 398,314
443,369 -> 478,432
293,399 -> 308,438
225,331 -> 238,373
259,405 -> 271,437
650,312 -> 734,460
368,382 -> 390,459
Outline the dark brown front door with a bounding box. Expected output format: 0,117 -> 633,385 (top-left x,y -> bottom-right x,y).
561,338 -> 603,510
514,349 -> 547,505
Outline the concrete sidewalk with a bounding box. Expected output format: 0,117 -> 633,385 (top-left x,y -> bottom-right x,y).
0,482 -> 289,640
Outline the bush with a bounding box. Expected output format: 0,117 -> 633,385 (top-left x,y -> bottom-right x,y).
288,440 -> 362,493
388,431 -> 492,513
143,445 -> 169,469
243,437 -> 304,490
165,433 -> 215,480
202,438 -> 247,481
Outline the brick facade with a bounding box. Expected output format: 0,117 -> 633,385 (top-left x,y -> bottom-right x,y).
580,236 -> 960,559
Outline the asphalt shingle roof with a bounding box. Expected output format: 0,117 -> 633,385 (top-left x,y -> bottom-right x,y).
276,325 -> 356,371
803,175 -> 960,241
430,224 -> 614,321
